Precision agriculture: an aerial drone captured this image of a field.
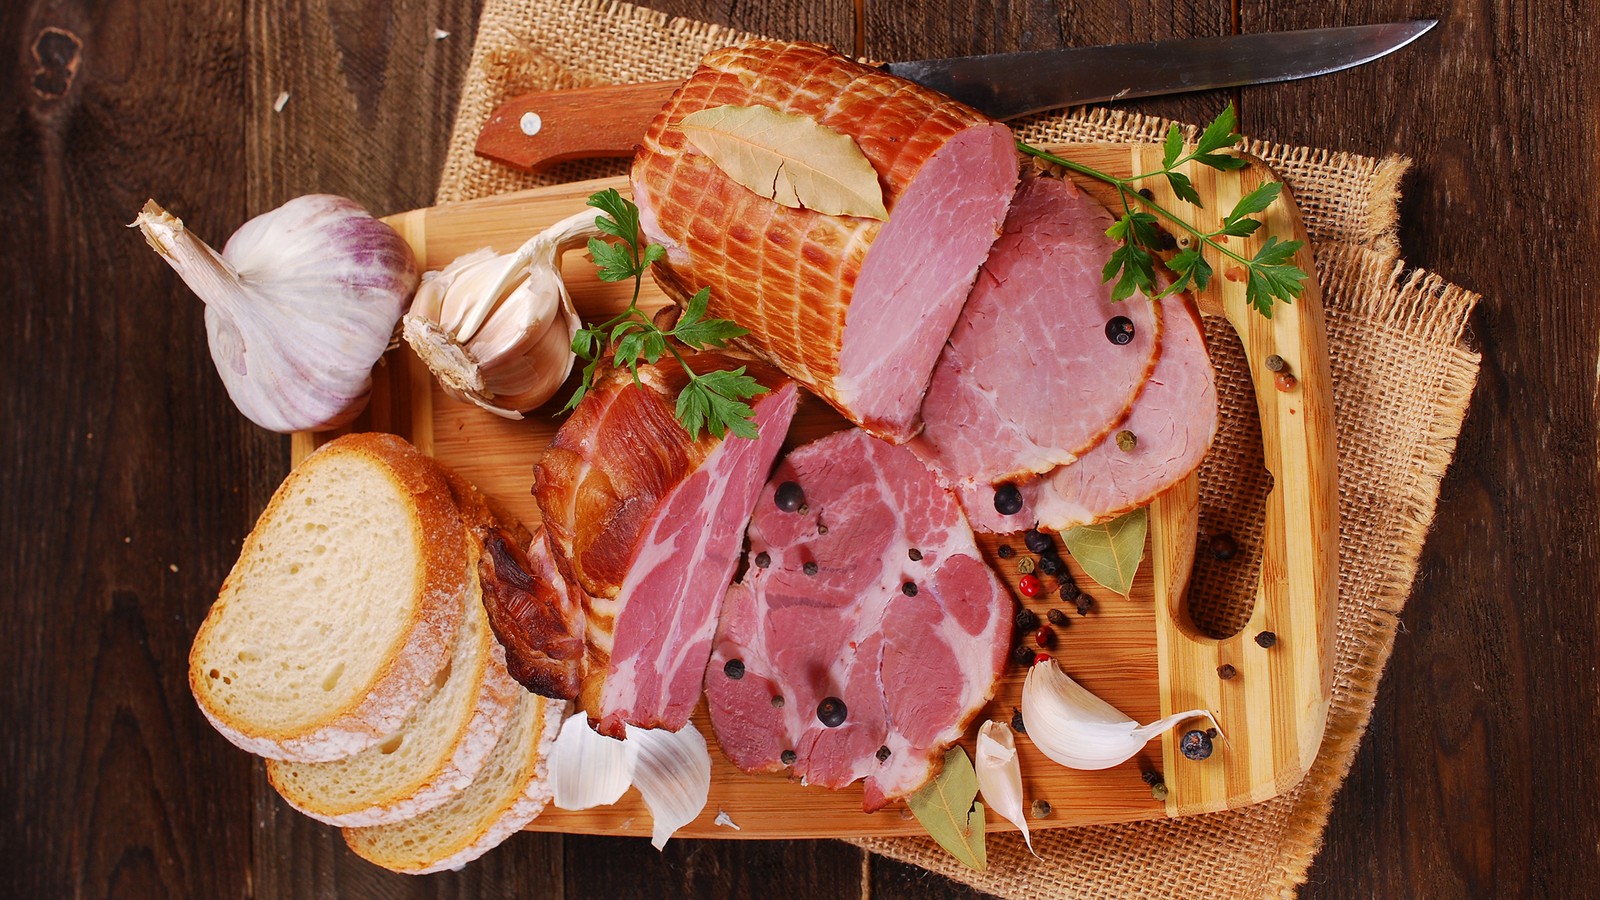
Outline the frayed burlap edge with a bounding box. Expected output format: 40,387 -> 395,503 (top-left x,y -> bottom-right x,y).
435,2 -> 1484,896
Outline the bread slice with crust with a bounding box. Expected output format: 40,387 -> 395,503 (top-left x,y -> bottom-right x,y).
342,691 -> 565,874
189,432 -> 469,762
264,568 -> 522,826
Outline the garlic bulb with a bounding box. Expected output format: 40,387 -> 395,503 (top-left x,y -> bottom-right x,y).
134,196 -> 417,433
974,721 -> 1036,857
403,209 -> 598,418
1021,659 -> 1219,771
546,713 -> 712,849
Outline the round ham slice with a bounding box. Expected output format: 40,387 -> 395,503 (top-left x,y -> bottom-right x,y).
705,429 -> 1012,811
632,40 -> 1019,443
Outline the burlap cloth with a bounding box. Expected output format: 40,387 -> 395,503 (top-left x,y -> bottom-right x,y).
436,2 -> 1482,895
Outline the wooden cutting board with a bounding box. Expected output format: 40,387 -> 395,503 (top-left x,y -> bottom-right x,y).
293,144 -> 1337,840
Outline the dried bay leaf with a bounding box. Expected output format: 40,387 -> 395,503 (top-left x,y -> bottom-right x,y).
678,104 -> 889,220
1063,507 -> 1148,596
906,746 -> 987,872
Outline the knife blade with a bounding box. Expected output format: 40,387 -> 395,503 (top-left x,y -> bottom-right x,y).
475,20 -> 1434,172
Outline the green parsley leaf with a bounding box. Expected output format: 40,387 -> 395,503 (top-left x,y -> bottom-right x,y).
1225,182 -> 1282,228
1104,242 -> 1157,302
1195,103 -> 1241,156
1166,170 -> 1202,207
587,235 -> 637,282
1159,247 -> 1212,296
1161,124 -> 1184,170
587,188 -> 639,245
572,327 -> 598,359
675,368 -> 767,440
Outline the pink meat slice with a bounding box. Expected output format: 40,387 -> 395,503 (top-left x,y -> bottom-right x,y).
911,173 -> 1162,486
961,293 -> 1218,533
705,429 -> 1012,811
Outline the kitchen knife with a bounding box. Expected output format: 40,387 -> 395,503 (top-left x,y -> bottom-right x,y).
475,20 -> 1434,172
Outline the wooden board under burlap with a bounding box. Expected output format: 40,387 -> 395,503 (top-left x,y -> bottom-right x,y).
434,2 -> 1481,895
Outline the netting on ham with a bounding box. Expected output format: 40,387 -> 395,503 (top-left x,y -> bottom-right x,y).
705,429 -> 1011,811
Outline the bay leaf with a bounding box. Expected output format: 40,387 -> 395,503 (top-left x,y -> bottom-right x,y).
678,104 -> 889,220
1062,507 -> 1149,596
906,746 -> 987,872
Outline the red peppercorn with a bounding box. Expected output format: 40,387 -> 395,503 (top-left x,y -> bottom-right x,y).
1018,574 -> 1042,598
1035,626 -> 1056,648
1032,652 -> 1052,666
1274,371 -> 1298,392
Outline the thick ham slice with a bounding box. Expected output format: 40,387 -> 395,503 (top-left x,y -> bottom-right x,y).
476,528 -> 586,700
705,429 -> 1011,811
912,173 -> 1162,488
632,40 -> 1019,442
534,351 -> 798,737
962,293 -> 1218,532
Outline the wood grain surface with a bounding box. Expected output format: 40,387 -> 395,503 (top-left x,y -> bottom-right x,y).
3,0 -> 1596,898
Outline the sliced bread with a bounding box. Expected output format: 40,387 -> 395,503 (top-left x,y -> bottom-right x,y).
265,567 -> 522,826
341,691 -> 566,874
189,432 -> 470,761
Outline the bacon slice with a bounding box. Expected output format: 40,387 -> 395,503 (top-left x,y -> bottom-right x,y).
632,40 -> 1019,442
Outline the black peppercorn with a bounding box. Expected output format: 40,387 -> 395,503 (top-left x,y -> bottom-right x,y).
774,481 -> 805,512
901,581 -> 918,597
1024,528 -> 1054,555
1206,727 -> 1219,739
817,523 -> 828,535
1255,630 -> 1278,648
723,658 -> 745,680
1180,729 -> 1214,760
781,749 -> 797,765
1141,770 -> 1164,786
876,745 -> 891,762
1012,644 -> 1035,666
994,483 -> 1024,516
1156,229 -> 1178,251
1265,354 -> 1287,373
1106,315 -> 1135,345
1138,187 -> 1154,200
1209,532 -> 1238,560
1047,608 -> 1070,627
1036,554 -> 1062,577
997,544 -> 1015,559
908,548 -> 922,561
1011,707 -> 1026,735
1014,608 -> 1040,631
1060,578 -> 1082,601
753,551 -> 771,568
1217,663 -> 1238,680
770,695 -> 785,708
817,696 -> 847,728
1075,595 -> 1095,617
803,560 -> 819,576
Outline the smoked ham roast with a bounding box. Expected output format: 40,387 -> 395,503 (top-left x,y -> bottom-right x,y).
631,40 -> 1019,443
705,429 -> 1012,811
534,351 -> 798,737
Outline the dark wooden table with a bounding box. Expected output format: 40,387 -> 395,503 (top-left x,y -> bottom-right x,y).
5,0 -> 1596,896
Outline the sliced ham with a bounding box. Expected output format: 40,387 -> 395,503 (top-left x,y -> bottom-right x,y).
535,351 -> 798,737
705,429 -> 1012,811
476,528 -> 586,700
961,293 -> 1218,533
912,173 -> 1162,488
632,40 -> 1019,442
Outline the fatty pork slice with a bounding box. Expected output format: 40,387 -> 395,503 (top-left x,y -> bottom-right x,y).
476,527 -> 586,701
911,173 -> 1162,486
705,428 -> 1012,812
962,293 -> 1218,533
632,40 -> 1019,443
535,351 -> 798,738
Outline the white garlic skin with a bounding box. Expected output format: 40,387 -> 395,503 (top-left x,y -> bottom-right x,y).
974,721 -> 1036,856
138,196 -> 417,432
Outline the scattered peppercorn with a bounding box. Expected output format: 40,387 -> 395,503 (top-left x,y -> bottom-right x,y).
1274,371 -> 1298,392
1034,626 -> 1056,648
1209,532 -> 1238,560
1180,729 -> 1214,760
994,483 -> 1024,516
1115,430 -> 1137,452
781,749 -> 797,765
723,658 -> 745,680
1106,315 -> 1135,345
803,560 -> 819,576
1141,770 -> 1163,786
876,745 -> 892,762
1033,652 -> 1052,666
817,696 -> 848,728
1015,608 -> 1040,631
901,580 -> 918,597
1151,782 -> 1170,801
1206,727 -> 1219,739
1017,556 -> 1036,575
1018,573 -> 1043,597
1047,608 -> 1070,627
1060,578 -> 1082,601
1031,799 -> 1052,818
1036,554 -> 1062,577
1011,707 -> 1026,734
1024,529 -> 1054,555
997,544 -> 1015,559
1137,187 -> 1154,200
1156,228 -> 1178,251
774,481 -> 805,512
1075,595 -> 1095,617
817,523 -> 829,535
1012,644 -> 1035,666
908,548 -> 923,561
1255,630 -> 1278,648
1217,663 -> 1238,680
1265,354 -> 1287,373
771,695 -> 785,708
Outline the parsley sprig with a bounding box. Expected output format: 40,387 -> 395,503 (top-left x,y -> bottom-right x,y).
563,189 -> 766,439
1018,104 -> 1309,317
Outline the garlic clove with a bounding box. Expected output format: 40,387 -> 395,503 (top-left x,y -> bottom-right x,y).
974,721 -> 1036,857
1021,659 -> 1218,771
549,713 -> 632,811
624,722 -> 713,850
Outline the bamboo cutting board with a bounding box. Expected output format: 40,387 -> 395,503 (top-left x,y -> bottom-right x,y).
293,144 -> 1337,839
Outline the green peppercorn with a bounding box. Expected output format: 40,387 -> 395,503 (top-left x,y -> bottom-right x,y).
1116,430 -> 1137,452
1017,556 -> 1036,575
1031,799 -> 1052,817
1151,782 -> 1170,801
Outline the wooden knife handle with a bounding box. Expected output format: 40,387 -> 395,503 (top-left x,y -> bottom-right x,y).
474,81 -> 682,172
